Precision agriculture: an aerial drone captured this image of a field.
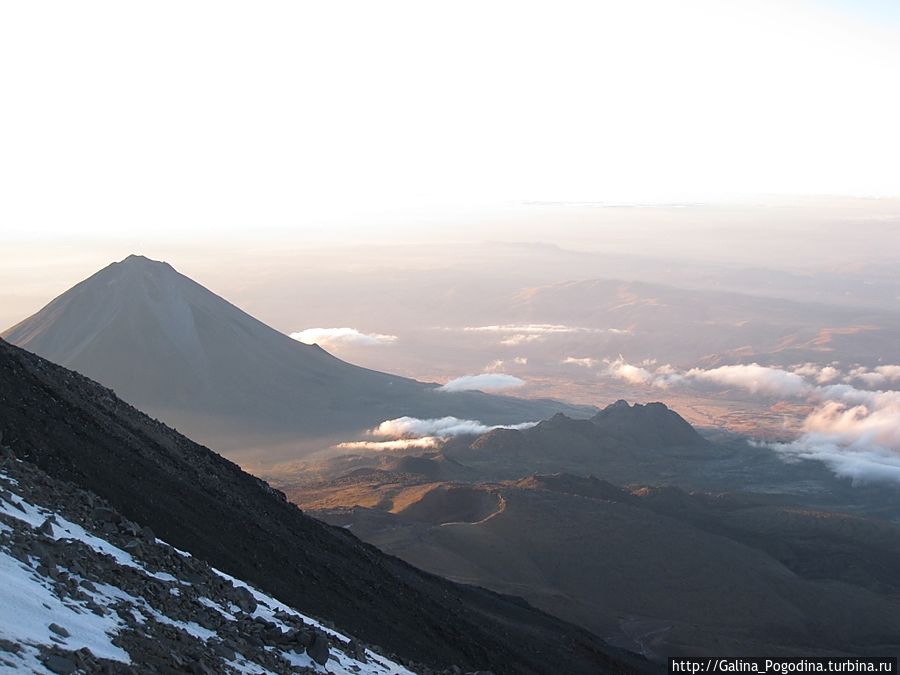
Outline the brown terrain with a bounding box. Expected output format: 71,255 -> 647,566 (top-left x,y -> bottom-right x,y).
276,404 -> 900,661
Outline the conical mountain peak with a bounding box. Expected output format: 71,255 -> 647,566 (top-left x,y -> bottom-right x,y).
2,258 -> 591,459
115,253 -> 175,270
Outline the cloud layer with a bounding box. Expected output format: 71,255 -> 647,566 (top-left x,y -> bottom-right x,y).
605,357 -> 812,397
438,373 -> 525,392
485,357 -> 527,372
335,437 -> 441,452
563,356 -> 600,368
768,388 -> 900,485
290,327 -> 398,347
685,363 -> 810,397
459,324 -> 629,346
605,356 -> 900,485
373,416 -> 538,438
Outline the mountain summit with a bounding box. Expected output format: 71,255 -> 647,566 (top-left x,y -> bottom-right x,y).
589,400 -> 709,448
2,255 -> 590,461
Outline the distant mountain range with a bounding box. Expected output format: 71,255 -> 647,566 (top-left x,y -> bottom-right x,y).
2,255 -> 592,463
0,337 -> 638,674
435,401 -> 898,502
447,399 -> 711,468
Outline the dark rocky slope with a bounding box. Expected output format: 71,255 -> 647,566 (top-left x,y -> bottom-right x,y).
0,454 -> 405,674
0,339 -> 638,675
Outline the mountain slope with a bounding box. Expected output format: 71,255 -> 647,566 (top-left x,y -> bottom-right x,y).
0,455 -> 414,675
0,338 -> 637,675
2,255 -> 592,461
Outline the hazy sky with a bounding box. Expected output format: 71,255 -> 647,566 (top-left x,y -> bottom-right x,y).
2,0 -> 900,243
3,1 -> 900,330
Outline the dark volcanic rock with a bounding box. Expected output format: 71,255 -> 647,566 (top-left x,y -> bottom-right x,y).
42,654 -> 77,674
307,630 -> 330,666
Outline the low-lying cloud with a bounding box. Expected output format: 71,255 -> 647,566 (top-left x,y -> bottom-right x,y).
485,357 -> 527,372
767,389 -> 900,485
791,363 -> 842,384
605,357 -> 812,397
290,327 -> 398,347
458,323 -> 629,346
606,356 -> 900,485
686,363 -> 810,397
464,323 -> 592,334
847,365 -> 900,388
373,416 -> 538,438
335,437 -> 442,452
563,356 -> 600,368
500,334 -> 544,346
438,373 -> 525,392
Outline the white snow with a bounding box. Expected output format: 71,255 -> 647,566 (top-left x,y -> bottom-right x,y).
0,470 -> 418,675
0,486 -> 182,584
209,568 -> 416,675
0,551 -> 132,667
197,596 -> 236,620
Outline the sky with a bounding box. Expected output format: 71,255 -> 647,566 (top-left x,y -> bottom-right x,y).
3,1 -> 900,329
1,0 -> 900,245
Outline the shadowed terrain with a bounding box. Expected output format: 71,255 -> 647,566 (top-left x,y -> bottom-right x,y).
0,338 -> 640,675
305,474 -> 900,660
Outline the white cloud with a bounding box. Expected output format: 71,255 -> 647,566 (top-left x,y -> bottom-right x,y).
464,323 -> 590,334
605,355 -> 654,385
878,365 -> 900,381
791,363 -> 820,378
847,365 -> 900,388
817,365 -> 842,384
500,334 -> 544,346
485,357 -> 528,372
438,373 -> 525,392
460,324 -> 628,346
606,357 -> 812,397
335,437 -> 441,452
771,438 -> 900,486
685,363 -> 811,398
767,388 -> 900,484
563,356 -> 599,368
290,327 -> 398,347
372,416 -> 537,438
792,363 -> 842,384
